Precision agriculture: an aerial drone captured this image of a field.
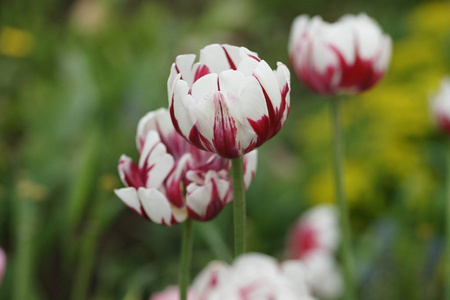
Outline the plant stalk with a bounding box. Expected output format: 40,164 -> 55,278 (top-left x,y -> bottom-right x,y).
179,219 -> 194,300
330,97 -> 355,300
231,156 -> 246,257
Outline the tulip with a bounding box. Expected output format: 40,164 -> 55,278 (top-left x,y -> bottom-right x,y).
192,253 -> 316,300
286,205 -> 343,299
115,108 -> 257,225
150,286 -> 194,300
168,43 -> 290,159
430,77 -> 450,134
0,248 -> 5,286
289,13 -> 392,96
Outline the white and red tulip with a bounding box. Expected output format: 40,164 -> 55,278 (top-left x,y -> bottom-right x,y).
289,13 -> 391,96
168,44 -> 290,159
192,253 -> 315,300
286,205 -> 342,299
430,77 -> 450,134
115,108 -> 257,225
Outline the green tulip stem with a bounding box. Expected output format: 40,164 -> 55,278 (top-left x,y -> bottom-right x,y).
330,97 -> 355,300
231,156 -> 246,257
446,141 -> 450,300
179,219 -> 194,300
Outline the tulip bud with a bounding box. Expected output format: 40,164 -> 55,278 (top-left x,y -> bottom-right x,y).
289,14 -> 392,96
168,44 -> 290,159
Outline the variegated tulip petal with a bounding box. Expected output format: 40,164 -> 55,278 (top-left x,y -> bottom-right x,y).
118,154 -> 144,188
138,188 -> 173,225
115,187 -> 141,215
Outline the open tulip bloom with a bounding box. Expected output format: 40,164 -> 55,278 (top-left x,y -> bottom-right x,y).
168,43 -> 290,159
289,13 -> 391,96
115,108 -> 257,225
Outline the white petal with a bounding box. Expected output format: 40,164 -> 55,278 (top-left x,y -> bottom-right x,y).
374,35 -> 392,72
192,261 -> 228,299
322,17 -> 356,66
138,188 -> 173,225
138,130 -> 161,168
200,44 -> 240,73
173,80 -> 197,138
174,54 -> 196,86
194,90 -> 216,145
136,108 -> 174,152
302,251 -> 343,299
191,73 -> 219,104
253,60 -> 282,109
281,260 -> 312,297
236,56 -> 259,76
288,15 -> 311,54
115,187 -> 141,214
349,14 -> 383,60
243,150 -> 258,189
146,150 -> 174,189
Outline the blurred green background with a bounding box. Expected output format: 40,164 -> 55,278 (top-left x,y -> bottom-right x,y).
1,0 -> 450,299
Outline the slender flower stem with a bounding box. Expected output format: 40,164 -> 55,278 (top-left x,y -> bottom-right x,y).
231,156 -> 246,257
446,141 -> 450,300
330,97 -> 355,300
179,219 -> 194,300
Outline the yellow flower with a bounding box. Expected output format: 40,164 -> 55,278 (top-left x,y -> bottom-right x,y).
0,27 -> 33,58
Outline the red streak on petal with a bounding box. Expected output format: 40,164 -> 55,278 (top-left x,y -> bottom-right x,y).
248,54 -> 261,62
188,124 -> 214,153
187,178 -> 225,221
289,223 -> 319,259
221,45 -> 237,70
169,94 -> 185,138
165,172 -> 185,208
330,44 -> 383,93
212,93 -> 240,158
194,64 -> 210,83
247,79 -> 290,148
438,114 -> 450,134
